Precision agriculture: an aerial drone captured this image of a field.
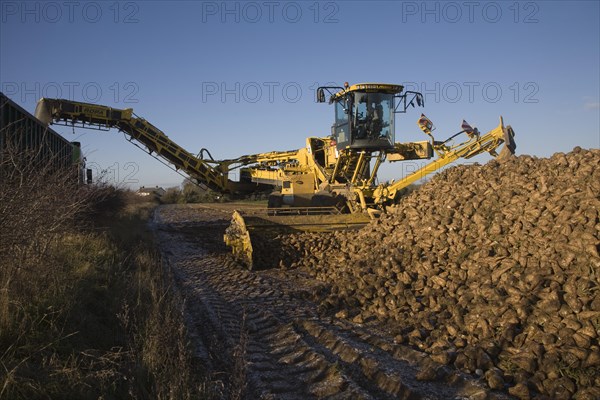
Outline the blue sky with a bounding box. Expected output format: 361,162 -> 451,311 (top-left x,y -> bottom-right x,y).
1,0 -> 599,188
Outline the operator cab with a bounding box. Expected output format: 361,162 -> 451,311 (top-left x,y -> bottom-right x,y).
317,83 -> 424,152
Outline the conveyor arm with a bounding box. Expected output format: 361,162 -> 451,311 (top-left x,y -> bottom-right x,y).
35,98 -> 252,193
374,117 -> 516,204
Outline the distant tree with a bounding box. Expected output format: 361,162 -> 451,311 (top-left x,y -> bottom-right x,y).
180,181 -> 204,203
161,187 -> 181,204
161,180 -> 231,204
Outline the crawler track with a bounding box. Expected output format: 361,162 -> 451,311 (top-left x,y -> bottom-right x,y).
152,204 -> 510,399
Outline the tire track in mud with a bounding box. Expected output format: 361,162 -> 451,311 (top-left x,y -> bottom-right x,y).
152,205 -> 511,399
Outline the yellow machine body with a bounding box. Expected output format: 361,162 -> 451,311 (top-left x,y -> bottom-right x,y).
35,81 -> 516,268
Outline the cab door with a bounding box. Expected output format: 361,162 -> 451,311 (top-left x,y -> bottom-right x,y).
332,98 -> 350,149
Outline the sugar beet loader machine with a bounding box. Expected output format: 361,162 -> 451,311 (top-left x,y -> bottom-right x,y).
35,82 -> 516,269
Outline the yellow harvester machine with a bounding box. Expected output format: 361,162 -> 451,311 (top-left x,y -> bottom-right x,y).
35,82 -> 515,268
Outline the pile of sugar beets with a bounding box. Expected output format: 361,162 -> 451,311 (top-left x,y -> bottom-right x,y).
278,147 -> 600,399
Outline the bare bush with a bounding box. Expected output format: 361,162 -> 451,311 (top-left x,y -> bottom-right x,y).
0,127 -> 95,326
161,187 -> 183,204
0,126 -> 203,398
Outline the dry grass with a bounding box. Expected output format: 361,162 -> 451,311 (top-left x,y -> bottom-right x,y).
0,132 -> 206,399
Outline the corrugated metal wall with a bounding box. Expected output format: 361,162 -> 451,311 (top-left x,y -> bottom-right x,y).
0,92 -> 81,181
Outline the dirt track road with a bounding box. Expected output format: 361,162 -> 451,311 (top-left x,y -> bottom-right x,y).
152,204 -> 510,399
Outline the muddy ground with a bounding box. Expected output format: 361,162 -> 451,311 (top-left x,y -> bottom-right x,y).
152,147 -> 599,399
152,204 -> 509,399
